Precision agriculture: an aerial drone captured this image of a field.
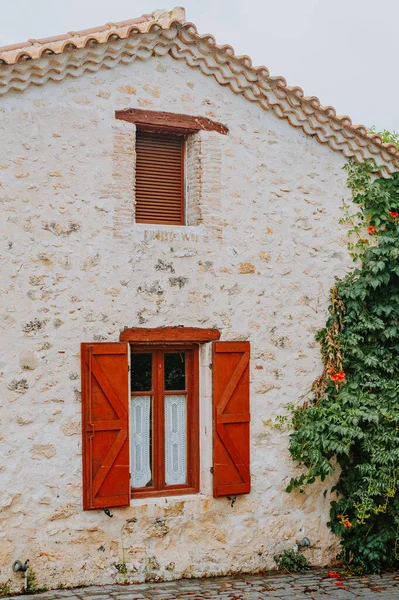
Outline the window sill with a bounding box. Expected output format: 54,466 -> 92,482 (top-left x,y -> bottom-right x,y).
131,485 -> 198,500
133,222 -> 204,231
130,490 -> 206,506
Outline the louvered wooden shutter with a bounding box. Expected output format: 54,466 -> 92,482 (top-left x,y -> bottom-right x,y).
81,342 -> 130,510
135,131 -> 185,225
213,341 -> 251,497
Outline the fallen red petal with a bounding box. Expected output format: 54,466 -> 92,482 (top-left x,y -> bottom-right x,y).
327,571 -> 341,579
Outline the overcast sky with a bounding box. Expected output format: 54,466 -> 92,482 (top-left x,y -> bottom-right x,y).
1,0 -> 398,133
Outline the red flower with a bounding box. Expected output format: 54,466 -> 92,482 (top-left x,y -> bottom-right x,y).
390,211 -> 399,218
368,226 -> 376,235
337,514 -> 352,528
331,370 -> 345,382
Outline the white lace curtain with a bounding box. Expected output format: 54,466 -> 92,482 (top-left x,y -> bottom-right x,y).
165,394 -> 187,485
130,395 -> 152,488
130,393 -> 187,488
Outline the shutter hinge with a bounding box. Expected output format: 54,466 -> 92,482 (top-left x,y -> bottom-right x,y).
210,467 -> 214,474
128,364 -> 131,372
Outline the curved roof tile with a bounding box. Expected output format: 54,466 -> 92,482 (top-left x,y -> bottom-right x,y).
0,6 -> 397,176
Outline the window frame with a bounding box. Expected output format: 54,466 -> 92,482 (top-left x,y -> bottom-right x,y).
129,343 -> 200,499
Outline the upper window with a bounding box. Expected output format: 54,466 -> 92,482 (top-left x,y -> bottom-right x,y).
135,131 -> 185,226
115,108 -> 229,228
130,345 -> 199,498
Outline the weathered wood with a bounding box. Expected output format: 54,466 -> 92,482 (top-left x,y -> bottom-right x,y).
115,108 -> 229,135
120,326 -> 221,343
135,131 -> 185,225
212,341 -> 251,498
81,342 -> 130,510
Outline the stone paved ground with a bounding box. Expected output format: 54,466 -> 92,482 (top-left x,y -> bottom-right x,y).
8,569 -> 399,600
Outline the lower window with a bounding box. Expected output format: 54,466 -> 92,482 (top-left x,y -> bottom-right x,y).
130,345 -> 199,498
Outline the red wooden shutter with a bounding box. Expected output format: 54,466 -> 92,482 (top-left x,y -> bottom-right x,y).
81,342 -> 130,510
135,131 -> 185,225
213,341 -> 251,497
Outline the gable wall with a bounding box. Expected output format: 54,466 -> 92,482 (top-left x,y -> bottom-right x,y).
0,53 -> 351,589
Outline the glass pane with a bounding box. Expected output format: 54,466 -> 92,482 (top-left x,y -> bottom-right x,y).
164,353 -> 186,390
165,394 -> 187,485
131,353 -> 152,391
130,395 -> 152,488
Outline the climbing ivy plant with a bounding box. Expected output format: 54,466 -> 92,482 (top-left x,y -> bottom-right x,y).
286,132 -> 399,573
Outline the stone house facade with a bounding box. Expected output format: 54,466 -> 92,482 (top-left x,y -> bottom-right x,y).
1,6 -> 398,592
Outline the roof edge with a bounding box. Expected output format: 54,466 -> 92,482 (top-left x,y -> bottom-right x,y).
0,7 -> 186,64
0,7 -> 398,175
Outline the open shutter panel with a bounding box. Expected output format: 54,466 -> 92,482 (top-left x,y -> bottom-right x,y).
81,342 -> 130,510
213,341 -> 250,497
135,131 -> 184,225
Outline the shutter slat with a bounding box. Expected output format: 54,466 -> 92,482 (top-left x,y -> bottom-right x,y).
136,207 -> 183,215
138,137 -> 182,142
137,147 -> 183,153
137,157 -> 182,164
212,341 -> 251,497
136,183 -> 184,191
136,166 -> 182,172
135,131 -> 184,225
81,342 -> 130,510
136,201 -> 184,206
138,146 -> 182,151
137,218 -> 182,224
136,167 -> 183,172
136,207 -> 183,213
136,203 -> 184,208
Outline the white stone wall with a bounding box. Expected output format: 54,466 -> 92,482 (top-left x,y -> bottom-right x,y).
0,53 -> 352,591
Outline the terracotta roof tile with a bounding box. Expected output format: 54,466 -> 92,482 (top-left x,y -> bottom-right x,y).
0,6 -> 398,175
0,8 -> 185,64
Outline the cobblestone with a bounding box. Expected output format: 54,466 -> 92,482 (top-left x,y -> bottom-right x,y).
8,569 -> 399,600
